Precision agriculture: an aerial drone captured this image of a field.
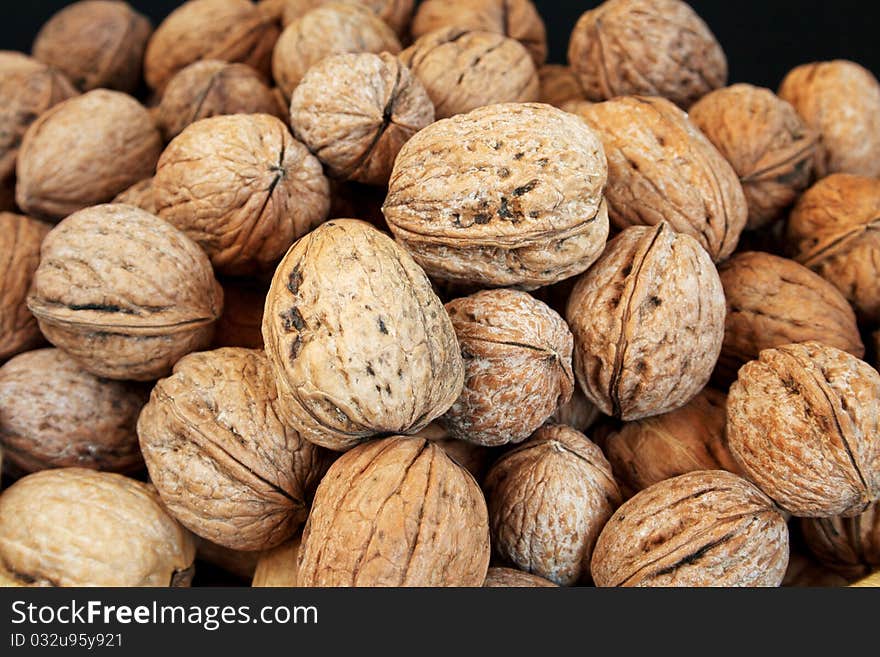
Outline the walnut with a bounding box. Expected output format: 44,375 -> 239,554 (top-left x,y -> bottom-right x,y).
566,222 -> 726,421
289,52 -> 434,186
591,470 -> 789,587
399,28 -> 538,120
778,60 -> 880,178
32,1 -> 151,94
297,435 -> 490,586
483,567 -> 557,587
484,424 -> 621,585
27,204 -> 223,381
727,342 -> 880,518
0,468 -> 196,586
716,251 -> 864,385
112,177 -> 155,215
567,0 -> 727,110
154,113 -> 330,275
786,174 -> 880,325
211,277 -> 267,350
0,212 -> 50,361
271,2 -> 401,100
441,289 -> 573,447
262,219 -> 463,451
689,84 -> 817,230
278,0 -> 415,37
383,102 -> 609,289
15,90 -> 162,222
801,503 -> 880,580
411,0 -> 547,66
413,422 -> 489,481
252,535 -> 301,587
144,0 -> 278,93
782,551 -> 849,588
547,386 -> 601,434
571,95 -> 747,262
538,64 -> 585,107
156,60 -> 286,142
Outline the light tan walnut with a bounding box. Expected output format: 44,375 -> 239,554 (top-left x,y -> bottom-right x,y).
483,567 -> 557,587
413,422 -> 489,481
278,0 -> 414,36
538,64 -> 585,107
252,535 -> 302,587
112,177 -> 155,215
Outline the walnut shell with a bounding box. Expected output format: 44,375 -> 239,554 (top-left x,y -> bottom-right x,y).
801,503 -> 880,580
252,535 -> 301,587
782,551 -> 849,588
538,64 -> 585,107
727,342 -> 880,518
547,385 -> 601,434
154,113 -> 330,275
566,222 -> 726,421
383,102 -> 609,289
484,424 -> 621,585
483,567 -> 557,587
211,277 -> 267,350
15,89 -> 162,221
591,470 -> 789,587
413,422 -> 489,481
567,0 -> 727,110
290,52 -> 434,186
778,60 -> 880,178
441,289 -> 574,447
27,204 -> 223,381
112,176 -> 155,215
279,0 -> 415,37
0,468 -> 196,586
572,95 -> 747,262
399,27 -> 539,120
297,435 -> 490,586
32,0 -> 151,93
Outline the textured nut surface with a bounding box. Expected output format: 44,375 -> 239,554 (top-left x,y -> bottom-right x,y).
211,278 -> 267,350
27,204 -> 223,381
279,0 -> 415,36
538,64 -> 585,107
566,223 -> 726,421
484,424 -> 621,585
384,102 -> 609,289
801,503 -> 880,580
483,566 -> 557,587
0,468 -> 196,586
591,470 -> 788,587
112,177 -> 155,215
568,0 -> 727,109
547,386 -> 601,434
441,289 -> 573,447
154,113 -> 330,275
262,219 -> 464,451
413,422 -> 488,481
252,535 -> 301,587
728,342 -> 880,518
297,435 -> 490,586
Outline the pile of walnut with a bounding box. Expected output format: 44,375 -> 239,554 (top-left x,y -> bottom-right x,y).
1,0 -> 880,588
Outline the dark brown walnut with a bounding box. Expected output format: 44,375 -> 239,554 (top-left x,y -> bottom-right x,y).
727,342 -> 880,518
27,204 -> 223,381
278,0 -> 415,37
413,422 -> 489,481
15,90 -> 162,221
399,28 -> 539,120
484,424 -> 621,585
0,468 -> 195,586
538,64 -> 585,107
297,435 -> 490,586
384,102 -> 609,289
0,213 -> 50,361
156,60 -> 286,142
262,220 -> 463,451
547,386 -> 601,434
290,52 -> 433,186
32,1 -> 151,93
567,0 -> 727,109
801,503 -> 880,580
716,251 -> 864,385
441,289 -> 574,447
572,95 -> 747,262
566,223 -> 726,421
483,567 -> 557,587
778,60 -> 880,178
782,551 -> 849,588
144,0 -> 279,93
154,113 -> 330,275
591,470 -> 789,587
211,278 -> 267,350
689,84 -> 817,230
251,535 -> 301,587
112,177 -> 155,215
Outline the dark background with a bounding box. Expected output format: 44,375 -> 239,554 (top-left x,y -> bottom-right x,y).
2,1 -> 879,90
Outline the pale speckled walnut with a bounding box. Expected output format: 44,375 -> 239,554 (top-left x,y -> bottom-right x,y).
383,102 -> 609,289
112,177 -> 155,215
592,470 -> 789,587
211,277 -> 267,350
399,28 -> 538,120
483,567 -> 557,587
782,551 -> 849,588
413,422 -> 488,481
252,535 -> 301,587
138,348 -> 332,551
566,222 -> 726,421
801,503 -> 880,580
32,1 -> 151,94
567,0 -> 727,110
0,468 -> 196,586
290,52 -> 434,186
727,342 -> 880,518
441,289 -> 573,447
571,95 -> 747,262
15,90 -> 161,222
27,204 -> 223,381
778,60 -> 880,178
689,84 -> 817,230
154,113 -> 330,276
278,0 -> 415,37
262,219 -> 464,451
484,424 -> 620,585
297,435 -> 490,586
547,386 -> 601,434
538,64 -> 585,107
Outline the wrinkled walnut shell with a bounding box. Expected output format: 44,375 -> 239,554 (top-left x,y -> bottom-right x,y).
483,567 -> 557,587
112,177 -> 155,215
801,503 -> 880,580
279,0 -> 415,37
538,64 -> 585,107
413,422 -> 489,481
547,385 -> 601,434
